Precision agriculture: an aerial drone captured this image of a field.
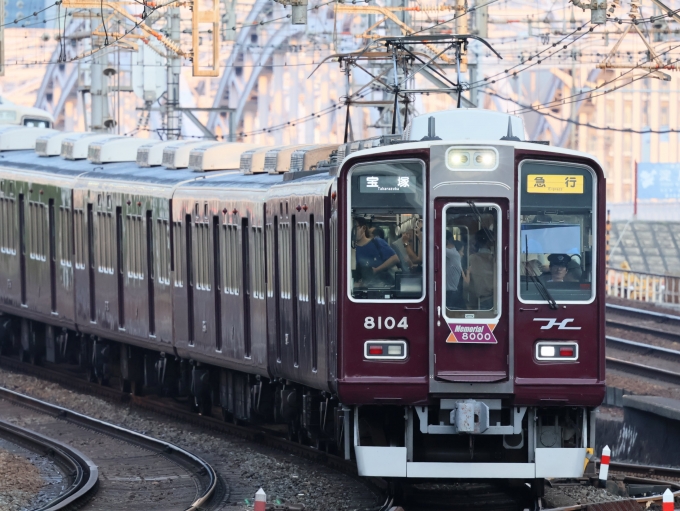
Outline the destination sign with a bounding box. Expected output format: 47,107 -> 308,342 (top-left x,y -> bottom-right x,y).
527,174 -> 584,194
359,175 -> 416,194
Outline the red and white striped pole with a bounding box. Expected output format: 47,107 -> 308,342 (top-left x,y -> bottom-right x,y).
599,445 -> 610,486
254,488 -> 266,511
663,488 -> 674,511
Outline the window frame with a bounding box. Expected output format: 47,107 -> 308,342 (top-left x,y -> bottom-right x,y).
516,159 -> 597,306
441,202 -> 502,323
346,158 -> 426,304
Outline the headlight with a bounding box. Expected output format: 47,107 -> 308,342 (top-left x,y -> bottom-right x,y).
446,147 -> 498,171
474,151 -> 496,167
447,151 -> 470,167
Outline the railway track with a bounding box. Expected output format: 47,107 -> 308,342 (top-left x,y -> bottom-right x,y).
0,384 -> 218,511
605,302 -> 680,385
0,417 -> 98,510
606,303 -> 680,344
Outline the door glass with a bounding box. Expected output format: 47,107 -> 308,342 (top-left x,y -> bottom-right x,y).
519,162 -> 595,302
349,160 -> 425,301
443,204 -> 499,319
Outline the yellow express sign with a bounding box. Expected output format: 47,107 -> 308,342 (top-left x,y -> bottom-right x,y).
527,174 -> 584,194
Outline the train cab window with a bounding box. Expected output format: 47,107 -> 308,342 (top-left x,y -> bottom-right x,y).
348,160 -> 425,301
518,161 -> 596,303
443,204 -> 500,320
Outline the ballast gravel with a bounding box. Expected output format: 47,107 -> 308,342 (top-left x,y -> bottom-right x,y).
544,483 -> 627,509
0,447 -> 45,511
0,368 -> 380,511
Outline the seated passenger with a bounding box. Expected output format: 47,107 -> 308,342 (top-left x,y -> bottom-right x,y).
445,233 -> 465,309
354,217 -> 400,286
464,229 -> 495,310
545,253 -> 571,282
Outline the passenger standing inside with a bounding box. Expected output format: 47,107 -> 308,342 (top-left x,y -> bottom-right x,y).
464,229 -> 495,310
353,217 -> 400,285
445,232 -> 465,309
402,219 -> 423,271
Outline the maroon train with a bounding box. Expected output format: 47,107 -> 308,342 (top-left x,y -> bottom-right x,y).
0,108 -> 605,484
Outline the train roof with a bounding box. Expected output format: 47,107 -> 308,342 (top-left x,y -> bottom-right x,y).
341,139 -> 607,178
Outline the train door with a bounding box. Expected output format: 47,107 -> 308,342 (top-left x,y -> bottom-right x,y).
433,198 -> 509,382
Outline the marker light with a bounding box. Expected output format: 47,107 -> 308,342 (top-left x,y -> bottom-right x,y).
539,346 -> 556,358
364,340 -> 408,360
368,346 -> 383,355
535,341 -> 579,361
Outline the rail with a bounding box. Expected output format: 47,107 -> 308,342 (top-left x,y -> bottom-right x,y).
0,419 -> 98,511
0,386 -> 218,511
606,267 -> 680,305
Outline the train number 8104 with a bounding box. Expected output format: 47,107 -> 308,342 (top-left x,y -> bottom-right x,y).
364,317 -> 408,330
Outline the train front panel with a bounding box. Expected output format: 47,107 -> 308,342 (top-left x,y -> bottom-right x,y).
336,140 -> 605,480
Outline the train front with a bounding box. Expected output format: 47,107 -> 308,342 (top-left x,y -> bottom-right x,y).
336,110 -> 606,482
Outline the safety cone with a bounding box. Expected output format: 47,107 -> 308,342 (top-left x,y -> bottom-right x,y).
663,488 -> 674,511
254,488 -> 266,511
599,445 -> 610,486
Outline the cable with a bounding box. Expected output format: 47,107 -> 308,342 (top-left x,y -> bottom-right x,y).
1,0 -> 60,28
505,40 -> 680,115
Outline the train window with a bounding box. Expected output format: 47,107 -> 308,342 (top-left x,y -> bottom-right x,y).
173,221 -> 184,287
296,222 -> 310,302
222,223 -> 240,295
266,223 -> 275,298
443,204 -> 500,320
126,215 -> 144,280
59,207 -> 71,267
96,212 -> 114,274
348,159 -> 425,301
156,219 -> 170,285
74,210 -> 85,269
251,226 -> 264,299
194,221 -> 211,291
29,202 -> 47,262
518,161 -> 596,304
0,198 -> 16,255
278,222 -> 291,299
315,221 -> 325,304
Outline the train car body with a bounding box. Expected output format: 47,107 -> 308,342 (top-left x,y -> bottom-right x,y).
0,108 -> 605,484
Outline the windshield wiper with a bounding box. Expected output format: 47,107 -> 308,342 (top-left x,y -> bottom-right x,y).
528,273 -> 558,310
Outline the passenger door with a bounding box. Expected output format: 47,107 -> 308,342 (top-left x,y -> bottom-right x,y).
433,198 -> 509,382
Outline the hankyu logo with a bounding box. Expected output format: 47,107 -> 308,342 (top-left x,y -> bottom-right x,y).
533,318 -> 581,330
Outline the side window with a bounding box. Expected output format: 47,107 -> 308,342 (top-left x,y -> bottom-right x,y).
296,222 -> 310,302
315,221 -> 325,304
222,223 -> 240,295
173,221 -> 184,287
156,219 -> 170,285
59,206 -> 71,267
0,198 -> 16,255
443,204 -> 500,320
519,162 -> 596,303
74,210 -> 85,269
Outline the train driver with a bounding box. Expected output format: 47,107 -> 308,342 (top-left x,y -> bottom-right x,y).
545,254 -> 571,282
353,217 -> 400,286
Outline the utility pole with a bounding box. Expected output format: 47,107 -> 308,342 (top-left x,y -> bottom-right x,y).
90,39 -> 109,132
166,4 -> 181,140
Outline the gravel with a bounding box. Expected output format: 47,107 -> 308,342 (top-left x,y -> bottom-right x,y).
544,482 -> 626,509
0,367 -> 380,511
0,447 -> 45,511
